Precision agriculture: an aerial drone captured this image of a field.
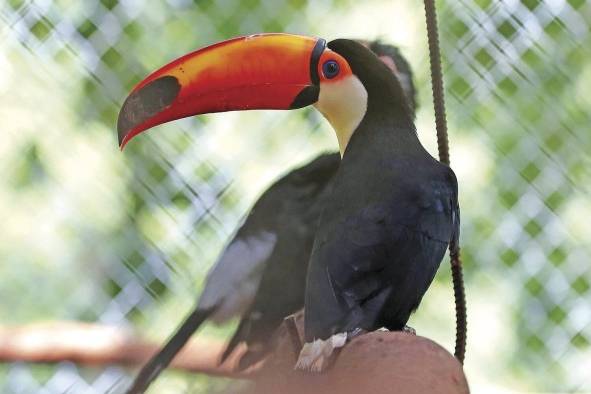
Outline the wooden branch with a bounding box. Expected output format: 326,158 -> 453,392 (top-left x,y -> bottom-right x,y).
247,330 -> 470,394
241,311 -> 470,394
0,321 -> 252,378
0,318 -> 469,393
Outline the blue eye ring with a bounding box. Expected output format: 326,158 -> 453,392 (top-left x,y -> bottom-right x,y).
322,60 -> 340,79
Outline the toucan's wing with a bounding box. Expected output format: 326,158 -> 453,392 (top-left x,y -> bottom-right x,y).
197,153 -> 340,322
304,170 -> 458,341
197,230 -> 277,322
218,153 -> 341,363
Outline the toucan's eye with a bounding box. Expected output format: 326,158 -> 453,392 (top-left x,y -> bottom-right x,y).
322,60 -> 340,79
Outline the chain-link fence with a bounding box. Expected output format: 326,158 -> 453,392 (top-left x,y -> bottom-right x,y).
440,0 -> 591,390
1,0 -> 590,392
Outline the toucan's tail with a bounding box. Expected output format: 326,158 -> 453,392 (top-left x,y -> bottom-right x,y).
125,306 -> 215,394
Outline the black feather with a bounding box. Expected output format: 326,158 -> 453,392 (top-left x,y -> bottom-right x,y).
125,307 -> 215,394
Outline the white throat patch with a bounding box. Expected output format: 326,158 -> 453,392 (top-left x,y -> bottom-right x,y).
314,75 -> 368,157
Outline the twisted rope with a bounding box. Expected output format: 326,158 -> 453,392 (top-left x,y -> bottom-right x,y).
423,0 -> 467,364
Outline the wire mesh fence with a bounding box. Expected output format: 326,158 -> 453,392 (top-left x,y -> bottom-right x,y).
0,0 -> 589,392
440,0 -> 591,390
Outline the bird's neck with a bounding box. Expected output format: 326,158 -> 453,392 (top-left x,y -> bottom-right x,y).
343,70 -> 419,157
314,76 -> 369,157
316,77 -> 417,158
343,96 -> 421,160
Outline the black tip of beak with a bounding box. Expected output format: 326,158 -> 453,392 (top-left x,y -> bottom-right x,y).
117,75 -> 181,147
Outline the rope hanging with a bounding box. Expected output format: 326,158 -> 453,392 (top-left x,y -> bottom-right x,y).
423,0 -> 467,364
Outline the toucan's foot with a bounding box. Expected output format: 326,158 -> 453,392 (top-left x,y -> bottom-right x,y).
237,346 -> 268,371
348,327 -> 369,339
403,325 -> 416,335
294,332 -> 347,372
284,314 -> 303,357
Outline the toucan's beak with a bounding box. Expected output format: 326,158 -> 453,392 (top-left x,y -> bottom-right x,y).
117,34 -> 326,148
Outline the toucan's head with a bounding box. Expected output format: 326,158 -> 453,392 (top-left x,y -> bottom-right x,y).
118,34 -> 412,154
361,40 -> 417,117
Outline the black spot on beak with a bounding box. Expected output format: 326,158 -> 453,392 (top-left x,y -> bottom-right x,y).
290,85 -> 319,109
117,75 -> 181,145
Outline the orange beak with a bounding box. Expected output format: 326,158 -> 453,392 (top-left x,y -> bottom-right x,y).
117,34 -> 327,148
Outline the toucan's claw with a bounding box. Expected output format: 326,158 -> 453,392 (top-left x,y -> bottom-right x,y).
402,325 -> 416,335
295,332 -> 347,372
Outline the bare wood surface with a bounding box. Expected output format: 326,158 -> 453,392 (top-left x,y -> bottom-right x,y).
240,311 -> 470,394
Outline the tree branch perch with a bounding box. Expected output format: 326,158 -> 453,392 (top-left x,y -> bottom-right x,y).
0,321 -> 251,378
0,319 -> 469,393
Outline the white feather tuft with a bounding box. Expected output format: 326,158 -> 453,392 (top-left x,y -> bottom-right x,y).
295,332 -> 347,372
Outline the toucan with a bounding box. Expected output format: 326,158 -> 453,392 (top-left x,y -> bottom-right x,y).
217,41 -> 419,370
118,34 -> 459,392
118,38 -> 417,383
